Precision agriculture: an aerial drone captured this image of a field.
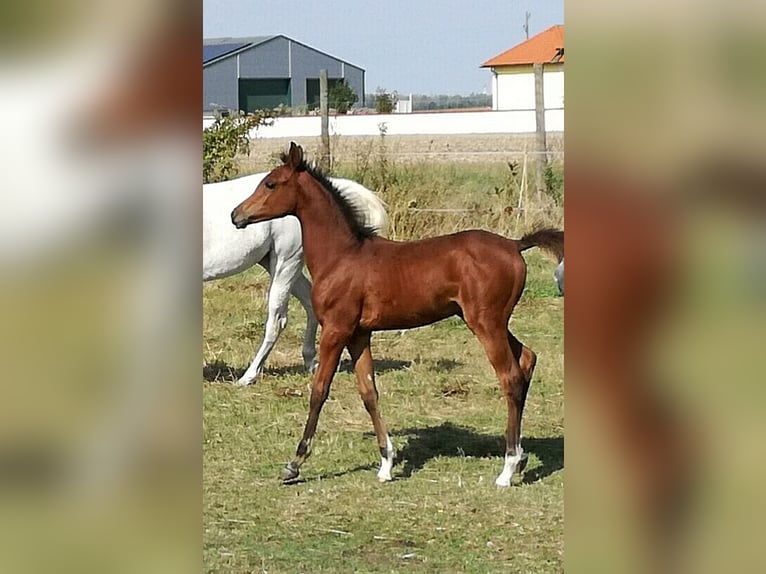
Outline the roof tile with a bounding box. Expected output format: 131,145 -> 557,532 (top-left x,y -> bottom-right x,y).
481,25 -> 564,67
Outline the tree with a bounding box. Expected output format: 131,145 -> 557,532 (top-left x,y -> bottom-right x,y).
374,88 -> 397,114
328,80 -> 358,114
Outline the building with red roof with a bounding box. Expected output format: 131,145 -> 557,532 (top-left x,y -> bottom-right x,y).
481,25 -> 564,113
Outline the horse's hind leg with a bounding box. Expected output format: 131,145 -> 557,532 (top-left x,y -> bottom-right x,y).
503,330 -> 537,478
465,315 -> 533,486
507,330 -> 537,400
290,271 -> 318,373
347,331 -> 394,482
236,254 -> 296,386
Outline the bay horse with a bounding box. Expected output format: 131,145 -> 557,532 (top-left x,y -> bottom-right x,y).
231,143 -> 563,486
205,172 -> 387,385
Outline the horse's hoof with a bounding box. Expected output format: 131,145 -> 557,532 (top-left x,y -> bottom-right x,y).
377,472 -> 393,483
306,361 -> 319,374
282,462 -> 300,483
235,378 -> 254,387
495,452 -> 529,487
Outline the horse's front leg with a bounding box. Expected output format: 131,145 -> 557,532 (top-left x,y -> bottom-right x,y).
282,327 -> 349,482
236,254 -> 295,386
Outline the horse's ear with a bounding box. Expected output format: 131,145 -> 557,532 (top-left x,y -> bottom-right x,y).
287,142 -> 305,171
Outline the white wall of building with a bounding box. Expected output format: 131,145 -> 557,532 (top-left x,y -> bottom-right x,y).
492,64 -> 564,112
495,70 -> 536,110
543,69 -> 564,109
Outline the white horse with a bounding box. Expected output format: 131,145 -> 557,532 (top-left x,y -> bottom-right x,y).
204,172 -> 388,386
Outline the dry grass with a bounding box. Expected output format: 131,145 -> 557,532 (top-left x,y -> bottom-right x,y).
237,134 -> 564,242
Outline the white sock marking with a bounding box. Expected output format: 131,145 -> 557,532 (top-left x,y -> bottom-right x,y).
377,434 -> 394,482
495,445 -> 524,487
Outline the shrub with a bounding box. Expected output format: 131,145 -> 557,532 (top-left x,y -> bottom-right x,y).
374,89 -> 397,114
328,80 -> 358,114
544,163 -> 564,206
203,111 -> 276,183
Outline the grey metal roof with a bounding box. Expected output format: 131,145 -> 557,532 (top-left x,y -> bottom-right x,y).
203,42 -> 248,64
202,36 -> 276,65
202,35 -> 364,71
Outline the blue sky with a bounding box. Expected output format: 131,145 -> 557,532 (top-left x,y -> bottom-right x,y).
203,0 -> 564,95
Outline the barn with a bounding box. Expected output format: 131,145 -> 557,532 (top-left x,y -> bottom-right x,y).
203,35 -> 365,114
481,25 -> 564,113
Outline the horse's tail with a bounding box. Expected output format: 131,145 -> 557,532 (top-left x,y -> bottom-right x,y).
518,228 -> 564,262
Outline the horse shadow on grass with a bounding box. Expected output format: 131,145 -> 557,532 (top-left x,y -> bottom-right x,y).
203,360 -> 245,382
338,357 -> 414,374
203,357 -> 413,383
203,360 -> 309,383
285,423 -> 562,485
385,422 -> 563,484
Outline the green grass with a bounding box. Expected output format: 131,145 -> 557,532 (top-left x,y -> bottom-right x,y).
203,250 -> 563,573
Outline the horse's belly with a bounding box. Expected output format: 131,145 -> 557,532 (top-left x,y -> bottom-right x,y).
359,297 -> 459,330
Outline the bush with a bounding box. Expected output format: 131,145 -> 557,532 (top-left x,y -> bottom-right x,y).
203,111 -> 276,183
374,89 -> 397,114
328,80 -> 358,114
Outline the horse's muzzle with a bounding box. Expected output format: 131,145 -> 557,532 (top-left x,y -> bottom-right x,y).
231,210 -> 249,229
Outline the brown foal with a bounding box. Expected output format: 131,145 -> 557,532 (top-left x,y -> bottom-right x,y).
231,143 -> 563,486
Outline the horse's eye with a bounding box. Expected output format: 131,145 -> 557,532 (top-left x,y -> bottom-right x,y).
265,181 -> 276,190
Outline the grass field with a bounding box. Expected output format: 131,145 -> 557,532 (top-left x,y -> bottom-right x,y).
203,152 -> 563,572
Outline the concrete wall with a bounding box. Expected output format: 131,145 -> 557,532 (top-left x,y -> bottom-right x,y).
203,109 -> 564,137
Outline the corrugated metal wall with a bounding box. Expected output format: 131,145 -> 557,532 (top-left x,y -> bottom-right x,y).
202,57 -> 238,112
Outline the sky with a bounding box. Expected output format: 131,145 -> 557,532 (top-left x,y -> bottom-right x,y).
203,0 -> 564,96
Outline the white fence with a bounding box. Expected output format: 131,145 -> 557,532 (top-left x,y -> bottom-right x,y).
202,108 -> 564,138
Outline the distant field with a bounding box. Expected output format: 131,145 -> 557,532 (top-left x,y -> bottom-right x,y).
239,132 -> 564,169
203,152 -> 564,572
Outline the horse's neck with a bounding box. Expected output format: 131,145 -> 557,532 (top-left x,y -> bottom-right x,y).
296,175 -> 360,278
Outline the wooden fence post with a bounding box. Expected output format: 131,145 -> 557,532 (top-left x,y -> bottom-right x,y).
533,63 -> 548,199
319,69 -> 330,171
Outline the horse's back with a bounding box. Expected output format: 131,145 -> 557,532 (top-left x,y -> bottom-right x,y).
365,230 -> 522,271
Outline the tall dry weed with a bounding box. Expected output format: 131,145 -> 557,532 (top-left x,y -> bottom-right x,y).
236,134 -> 564,241
332,133 -> 563,240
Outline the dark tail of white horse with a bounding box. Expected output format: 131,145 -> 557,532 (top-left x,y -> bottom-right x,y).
518,228 -> 565,295
518,228 -> 564,262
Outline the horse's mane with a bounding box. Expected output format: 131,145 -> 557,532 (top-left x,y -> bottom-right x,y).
281,153 -> 379,241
